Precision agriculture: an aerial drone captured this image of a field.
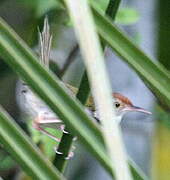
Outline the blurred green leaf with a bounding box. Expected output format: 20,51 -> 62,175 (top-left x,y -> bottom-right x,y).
89,0 -> 109,12
0,154 -> 16,170
0,106 -> 64,180
116,8 -> 140,25
35,0 -> 64,17
17,0 -> 64,17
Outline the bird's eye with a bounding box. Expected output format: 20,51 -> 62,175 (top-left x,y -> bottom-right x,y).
115,102 -> 120,108
21,90 -> 27,93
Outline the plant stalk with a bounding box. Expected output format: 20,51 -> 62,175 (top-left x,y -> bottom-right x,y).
64,0 -> 132,179
53,72 -> 90,172
53,0 -> 121,173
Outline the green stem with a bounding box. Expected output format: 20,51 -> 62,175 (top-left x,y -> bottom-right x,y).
106,0 -> 121,20
53,128 -> 74,172
53,72 -> 90,172
53,0 -> 121,173
76,72 -> 90,104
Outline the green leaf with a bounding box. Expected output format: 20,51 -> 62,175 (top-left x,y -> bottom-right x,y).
116,8 -> 140,25
0,106 -> 64,180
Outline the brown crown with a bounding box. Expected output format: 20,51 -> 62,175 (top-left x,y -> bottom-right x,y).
113,93 -> 133,106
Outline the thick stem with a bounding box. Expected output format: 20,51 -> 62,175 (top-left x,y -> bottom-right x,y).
53,0 -> 121,173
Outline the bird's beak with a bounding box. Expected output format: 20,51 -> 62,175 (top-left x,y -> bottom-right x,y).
123,105 -> 152,115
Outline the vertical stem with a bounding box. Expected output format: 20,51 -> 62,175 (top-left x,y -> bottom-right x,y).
53,0 -> 122,175
106,0 -> 121,20
64,0 -> 132,179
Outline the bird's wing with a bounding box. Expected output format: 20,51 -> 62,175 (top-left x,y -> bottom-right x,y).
65,83 -> 95,111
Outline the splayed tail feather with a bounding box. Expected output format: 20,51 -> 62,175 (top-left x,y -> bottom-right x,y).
39,17 -> 52,67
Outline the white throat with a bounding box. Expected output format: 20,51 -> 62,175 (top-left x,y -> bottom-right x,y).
91,109 -> 123,124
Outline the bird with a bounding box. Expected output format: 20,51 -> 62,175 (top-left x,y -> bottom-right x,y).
19,17 -> 151,145
106,92 -> 151,123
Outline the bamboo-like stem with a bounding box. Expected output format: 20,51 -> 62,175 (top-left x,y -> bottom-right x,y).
106,0 -> 121,20
53,73 -> 90,171
53,0 -> 121,173
64,0 -> 132,180
53,128 -> 74,172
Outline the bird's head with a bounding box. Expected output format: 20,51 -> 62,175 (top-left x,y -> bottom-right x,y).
113,93 -> 151,120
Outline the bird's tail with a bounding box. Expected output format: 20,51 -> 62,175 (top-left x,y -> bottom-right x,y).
39,17 -> 52,68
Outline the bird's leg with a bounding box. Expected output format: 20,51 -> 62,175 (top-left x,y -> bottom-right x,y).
33,114 -> 77,159
33,115 -> 61,142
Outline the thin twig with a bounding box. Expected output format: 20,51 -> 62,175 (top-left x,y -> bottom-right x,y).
59,44 -> 79,78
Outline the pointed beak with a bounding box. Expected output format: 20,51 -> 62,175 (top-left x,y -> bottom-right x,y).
123,105 -> 152,115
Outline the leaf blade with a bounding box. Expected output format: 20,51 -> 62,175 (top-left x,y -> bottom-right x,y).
0,106 -> 64,180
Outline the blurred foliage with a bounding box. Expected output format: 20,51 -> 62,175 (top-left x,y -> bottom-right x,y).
152,120 -> 170,180
115,8 -> 139,25
0,150 -> 16,171
16,0 -> 139,44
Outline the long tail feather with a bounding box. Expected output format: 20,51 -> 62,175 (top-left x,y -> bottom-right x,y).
39,17 -> 52,67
